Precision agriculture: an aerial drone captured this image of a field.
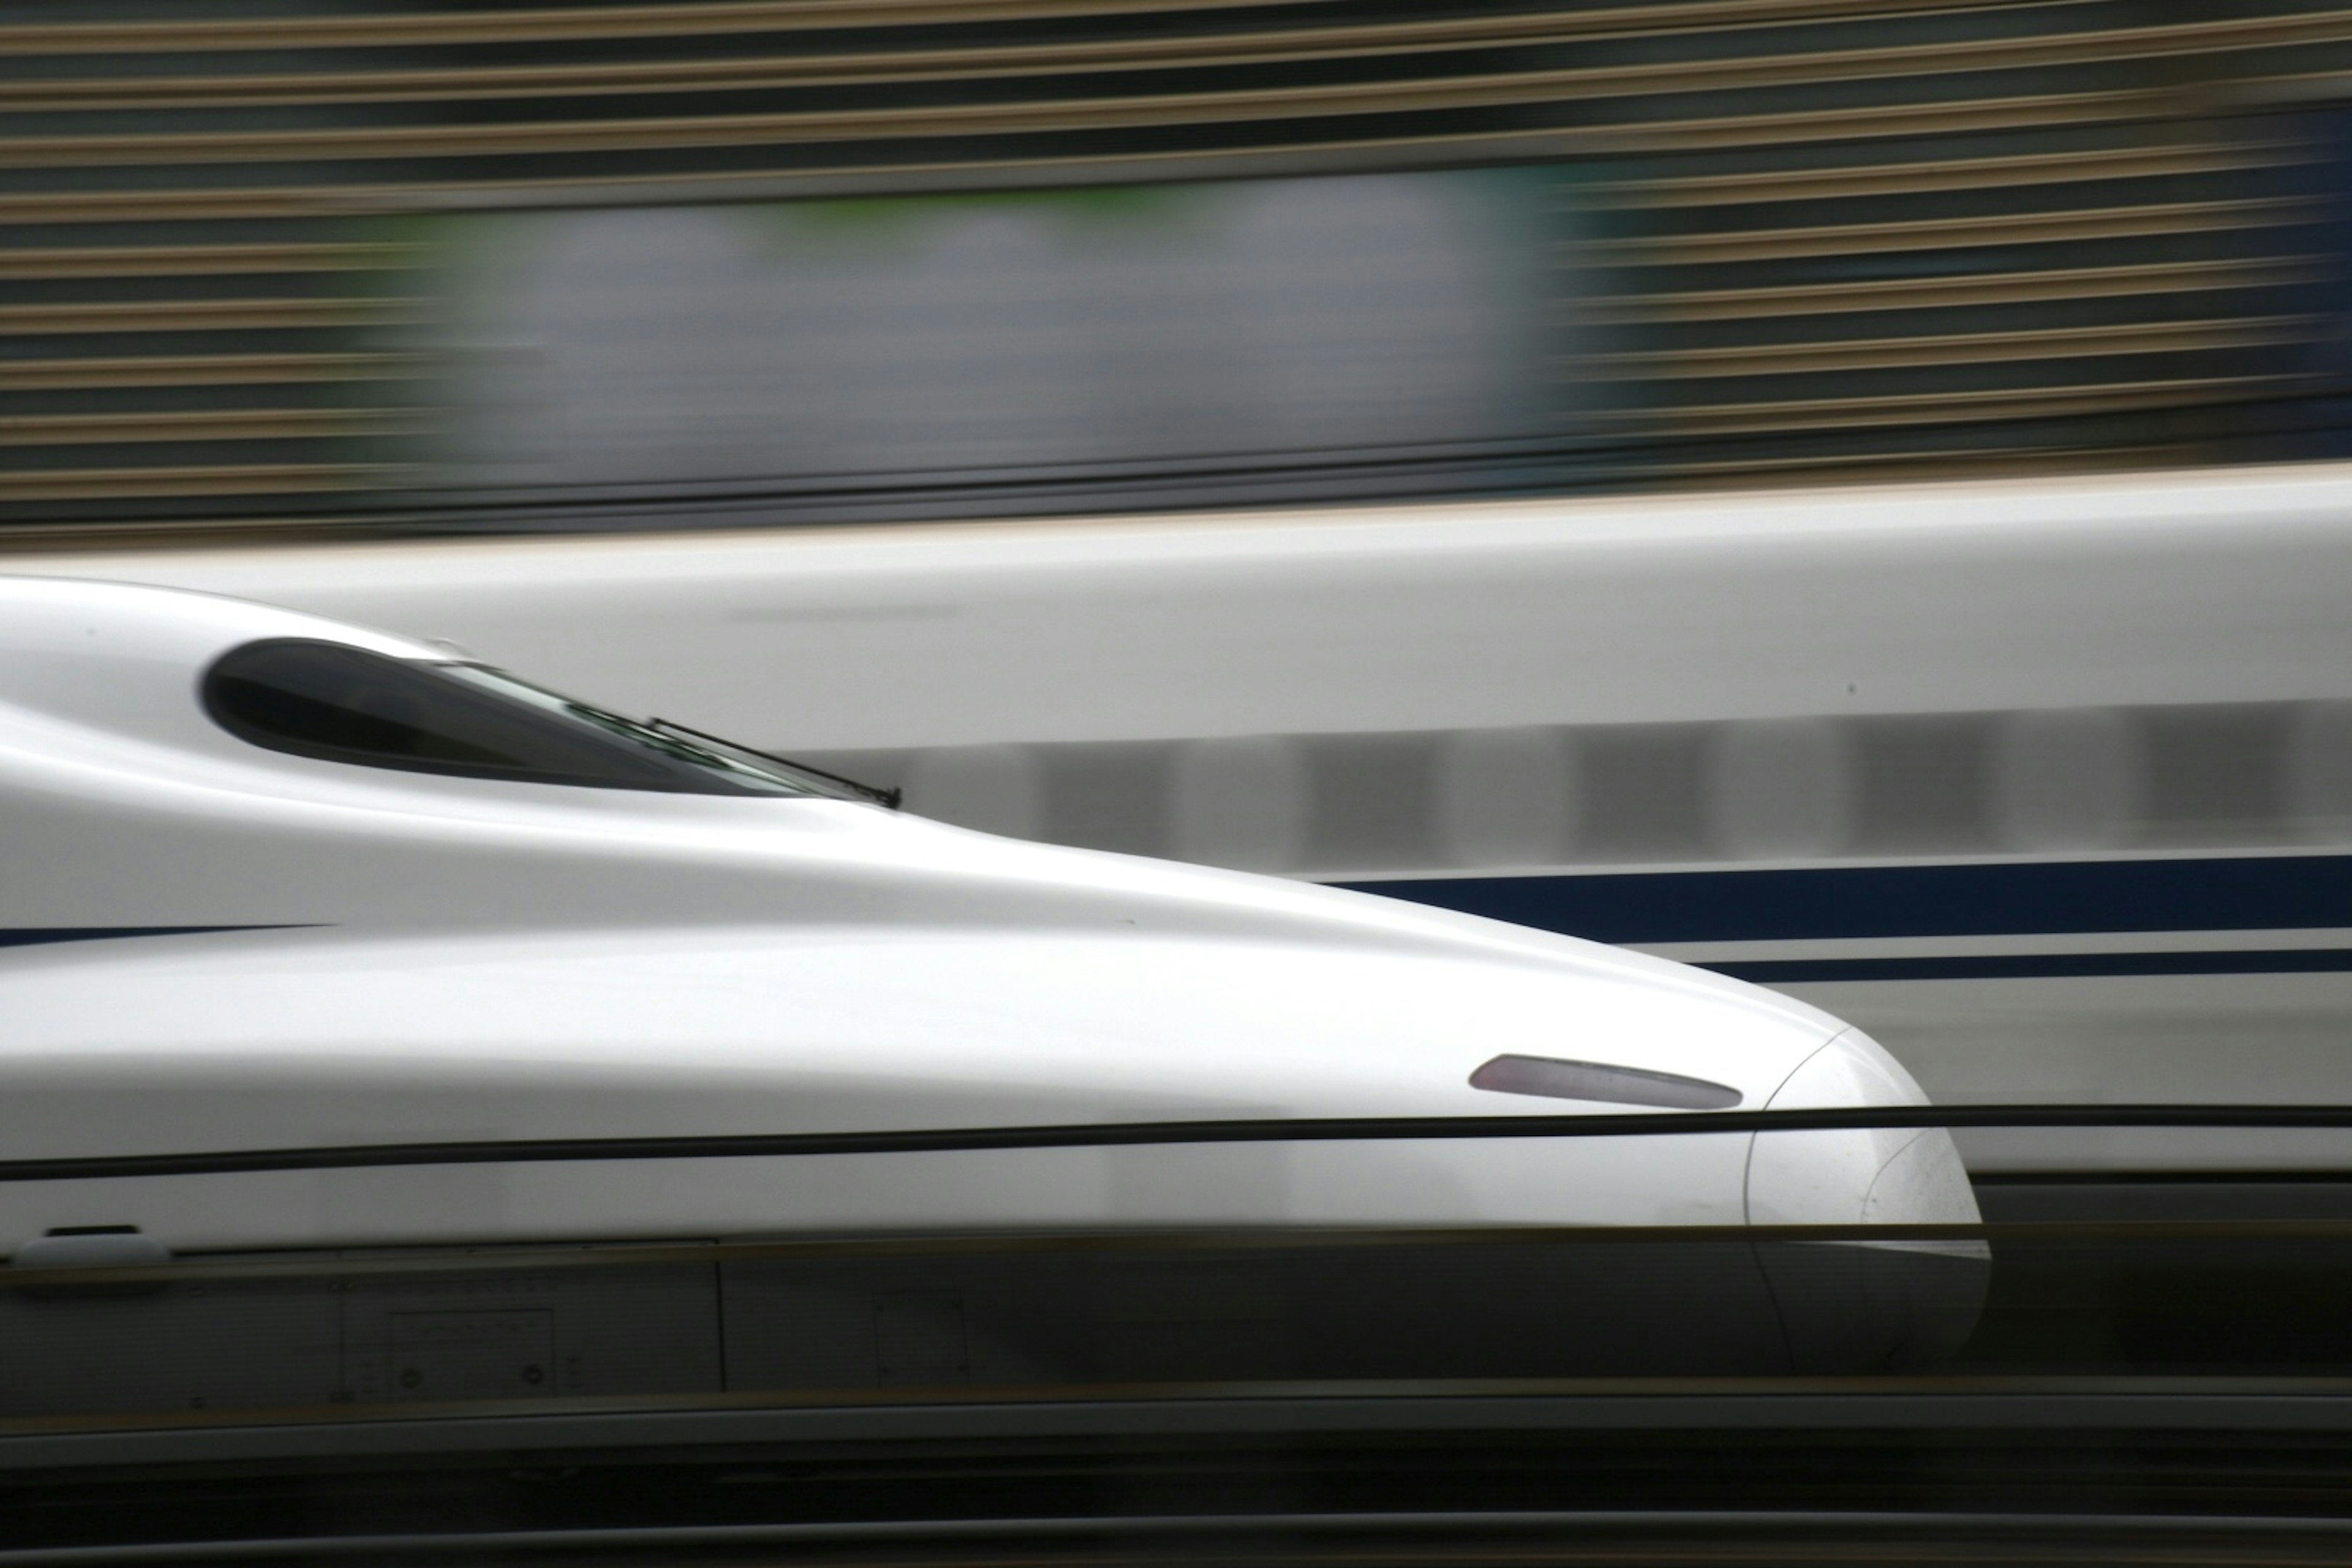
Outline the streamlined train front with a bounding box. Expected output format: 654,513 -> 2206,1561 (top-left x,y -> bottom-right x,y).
0,576 -> 1984,1392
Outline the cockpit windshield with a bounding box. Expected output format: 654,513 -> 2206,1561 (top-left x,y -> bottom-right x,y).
203,638 -> 891,803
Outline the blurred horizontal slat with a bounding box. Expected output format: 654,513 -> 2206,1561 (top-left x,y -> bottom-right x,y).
1630,375 -> 2302,434
0,110 -> 2196,226
9,355 -> 423,390
0,74 -> 2061,167
0,0 -> 1274,52
24,4 -> 2352,111
0,244 -> 422,279
0,466 -> 392,501
0,0 -> 2046,56
1648,443 -> 2155,483
0,127 -> 1585,224
0,409 -> 423,445
1597,258 -> 2326,322
1623,198 -> 2313,263
15,7 -> 2352,111
0,298 -> 421,333
0,128 -> 1564,222
1614,142 -> 2288,206
1618,317 -> 2312,377
28,11 -> 2352,170
0,187 -> 347,224
0,7 -> 2013,110
0,516 -> 354,549
1627,87 -> 2162,151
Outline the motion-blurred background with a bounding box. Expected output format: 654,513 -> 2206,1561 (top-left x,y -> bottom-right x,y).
9,0 -> 2352,535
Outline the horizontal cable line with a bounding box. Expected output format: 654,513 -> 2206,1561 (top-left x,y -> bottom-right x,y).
1621,196 -> 2311,261
1593,258 -> 2323,322
0,409 -> 423,445
0,0 -> 2081,56
1607,141 -> 2285,207
7,1104 -> 2352,1185
7,1515 -> 2352,1568
2,23 -> 2313,168
0,298 -> 419,333
6,353 -> 423,390
13,1217 -> 2352,1293
0,243 -> 423,279
1610,315 -> 2311,375
0,465 -> 394,502
5,4 -> 2339,111
1634,375 -> 2296,432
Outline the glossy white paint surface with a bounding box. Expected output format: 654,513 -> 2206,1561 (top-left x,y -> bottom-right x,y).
0,577 -> 1967,1253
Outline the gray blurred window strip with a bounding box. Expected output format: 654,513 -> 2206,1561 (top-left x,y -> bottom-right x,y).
1469,1053 -> 1743,1110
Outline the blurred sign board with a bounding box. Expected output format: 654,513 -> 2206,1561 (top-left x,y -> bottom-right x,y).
388,167 -> 1615,519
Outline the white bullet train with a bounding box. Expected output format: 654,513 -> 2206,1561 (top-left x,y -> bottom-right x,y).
0,576 -> 1981,1409
13,462 -> 2352,1178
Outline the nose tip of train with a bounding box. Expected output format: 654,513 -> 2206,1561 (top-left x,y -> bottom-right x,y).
1746,1028 -> 1990,1370
1747,1027 -> 1980,1227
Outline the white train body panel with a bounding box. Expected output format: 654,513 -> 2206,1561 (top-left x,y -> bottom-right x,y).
12,462 -> 2346,1167
0,576 -> 1966,1270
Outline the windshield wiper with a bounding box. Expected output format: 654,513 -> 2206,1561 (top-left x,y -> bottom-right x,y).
646,717 -> 902,809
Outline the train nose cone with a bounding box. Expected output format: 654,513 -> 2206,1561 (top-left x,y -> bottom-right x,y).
1746,1029 -> 1978,1227
1746,1028 -> 1989,1370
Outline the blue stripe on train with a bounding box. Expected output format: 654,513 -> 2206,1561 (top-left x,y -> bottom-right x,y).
1709,949 -> 2352,983
1339,854 -> 2352,946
